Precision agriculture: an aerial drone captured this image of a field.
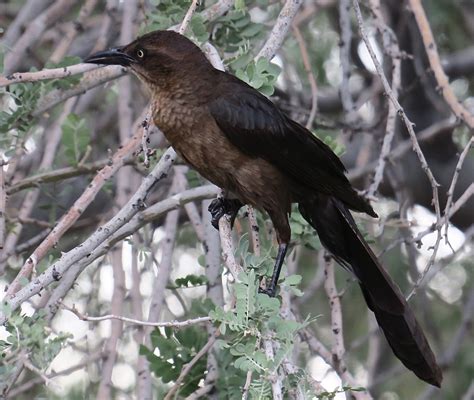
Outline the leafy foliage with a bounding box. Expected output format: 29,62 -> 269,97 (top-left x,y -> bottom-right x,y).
209,269 -> 314,399
143,0 -> 209,43
235,57 -> 281,96
0,82 -> 42,154
172,274 -> 208,289
0,307 -> 71,380
214,10 -> 265,54
139,326 -> 208,397
61,113 -> 90,165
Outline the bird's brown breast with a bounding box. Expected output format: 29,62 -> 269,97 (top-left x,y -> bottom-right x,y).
151,95 -> 292,212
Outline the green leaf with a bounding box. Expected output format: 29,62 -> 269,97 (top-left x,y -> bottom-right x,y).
283,274 -> 302,286
61,113 -> 90,165
173,274 -> 208,288
235,0 -> 246,11
190,15 -> 209,43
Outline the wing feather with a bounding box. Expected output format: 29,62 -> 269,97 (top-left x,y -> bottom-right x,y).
209,75 -> 375,215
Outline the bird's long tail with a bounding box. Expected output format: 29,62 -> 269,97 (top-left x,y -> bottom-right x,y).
299,196 -> 442,387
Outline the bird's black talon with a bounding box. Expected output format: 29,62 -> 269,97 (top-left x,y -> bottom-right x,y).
208,198 -> 243,230
208,198 -> 226,229
208,198 -> 224,214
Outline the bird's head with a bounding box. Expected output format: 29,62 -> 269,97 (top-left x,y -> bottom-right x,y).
84,30 -> 211,87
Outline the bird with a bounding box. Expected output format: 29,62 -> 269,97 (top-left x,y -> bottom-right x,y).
84,29 -> 442,387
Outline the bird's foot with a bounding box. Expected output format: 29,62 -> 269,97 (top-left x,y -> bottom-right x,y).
208,198 -> 242,230
208,198 -> 226,229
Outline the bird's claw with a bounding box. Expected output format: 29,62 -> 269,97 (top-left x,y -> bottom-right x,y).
208,198 -> 226,229
208,198 -> 242,230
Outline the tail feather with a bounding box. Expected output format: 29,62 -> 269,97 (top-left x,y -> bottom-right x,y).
299,196 -> 442,387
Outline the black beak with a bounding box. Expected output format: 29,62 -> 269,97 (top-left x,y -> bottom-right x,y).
84,47 -> 136,67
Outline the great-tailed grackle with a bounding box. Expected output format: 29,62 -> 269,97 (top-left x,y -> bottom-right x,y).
85,30 -> 442,387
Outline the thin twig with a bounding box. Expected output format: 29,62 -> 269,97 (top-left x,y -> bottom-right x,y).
7,158 -> 134,195
164,331 -> 219,400
348,117 -> 457,181
323,258 -> 347,381
338,0 -> 357,123
257,0 -> 303,60
63,303 -> 211,328
1,97 -> 77,274
292,24 -> 318,129
4,108 -> 150,297
366,0 -> 402,198
443,137 -> 473,245
179,0 -> 199,35
0,147 -> 177,324
34,65 -> 126,117
23,358 -> 59,389
264,340 -> 283,400
352,0 -> 443,300
242,370 -> 253,400
0,59 -> 98,87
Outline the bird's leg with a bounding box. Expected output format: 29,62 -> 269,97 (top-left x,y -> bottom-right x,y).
258,243 -> 288,297
259,210 -> 291,297
208,198 -> 243,229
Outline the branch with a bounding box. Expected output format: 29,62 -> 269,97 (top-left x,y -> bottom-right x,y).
338,0 -> 357,122
6,158 -> 134,195
219,214 -> 244,281
408,0 -> 474,129
179,0 -> 199,35
200,0 -> 233,22
23,357 -> 59,390
7,352 -> 103,398
292,23 -> 318,129
0,63 -> 100,87
348,118 -> 457,182
324,258 -> 350,386
299,327 -> 373,399
247,206 -> 261,257
257,0 -> 303,60
0,147 -> 177,324
185,384 -> 214,400
63,303 -> 211,328
164,331 -> 219,400
443,137 -> 473,244
4,108 -> 149,297
1,97 -> 76,273
366,0 -> 402,198
33,65 -> 126,116
263,340 -> 283,399
3,0 -> 75,74
352,0 -> 443,293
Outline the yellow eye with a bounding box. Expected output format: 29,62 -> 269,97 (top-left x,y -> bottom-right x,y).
137,49 -> 145,58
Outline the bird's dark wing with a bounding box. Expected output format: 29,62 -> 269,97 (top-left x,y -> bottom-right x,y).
208,75 -> 375,215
